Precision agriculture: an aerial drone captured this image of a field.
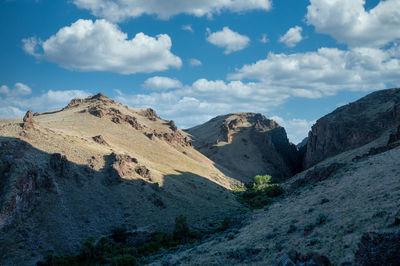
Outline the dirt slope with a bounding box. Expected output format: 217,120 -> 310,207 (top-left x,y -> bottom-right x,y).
150,131 -> 400,265
186,113 -> 301,183
0,93 -> 240,265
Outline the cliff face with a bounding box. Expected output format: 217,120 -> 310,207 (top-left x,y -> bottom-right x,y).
303,88 -> 400,168
186,113 -> 301,183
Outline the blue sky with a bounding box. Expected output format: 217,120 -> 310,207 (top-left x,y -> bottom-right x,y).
1,0 -> 399,143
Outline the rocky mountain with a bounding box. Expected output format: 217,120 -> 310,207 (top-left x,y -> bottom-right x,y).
303,88 -> 400,168
185,113 -> 301,183
0,93 -> 241,265
151,115 -> 400,266
2,89 -> 400,265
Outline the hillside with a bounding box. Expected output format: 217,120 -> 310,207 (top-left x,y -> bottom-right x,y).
185,113 -> 301,183
303,88 -> 400,169
0,93 -> 241,265
150,126 -> 400,265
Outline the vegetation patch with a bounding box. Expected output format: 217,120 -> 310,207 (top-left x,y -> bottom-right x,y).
36,215 -> 233,265
234,174 -> 284,209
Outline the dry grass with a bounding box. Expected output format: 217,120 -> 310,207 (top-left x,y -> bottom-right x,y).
150,143 -> 400,265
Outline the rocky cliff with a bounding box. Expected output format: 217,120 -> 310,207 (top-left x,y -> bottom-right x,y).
303,88 -> 400,169
186,113 -> 301,183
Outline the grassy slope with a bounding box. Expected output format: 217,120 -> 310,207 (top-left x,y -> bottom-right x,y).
0,97 -> 241,265
150,133 -> 400,265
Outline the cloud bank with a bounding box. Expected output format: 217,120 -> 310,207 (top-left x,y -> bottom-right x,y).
73,0 -> 272,22
23,19 -> 182,74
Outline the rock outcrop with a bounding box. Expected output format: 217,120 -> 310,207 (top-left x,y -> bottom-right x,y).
186,113 -> 301,183
22,110 -> 35,130
303,88 -> 400,169
355,231 -> 400,265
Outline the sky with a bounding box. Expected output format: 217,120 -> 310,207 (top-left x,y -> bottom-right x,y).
1,0 -> 400,144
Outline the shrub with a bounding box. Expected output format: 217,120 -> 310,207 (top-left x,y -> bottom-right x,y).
173,215 -> 190,243
111,227 -> 129,243
110,254 -> 136,266
235,174 -> 284,209
253,174 -> 272,187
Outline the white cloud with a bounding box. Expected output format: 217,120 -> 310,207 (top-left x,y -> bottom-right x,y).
22,19 -> 182,74
229,46 -> 400,98
182,25 -> 194,32
116,78 -> 289,130
0,83 -> 32,97
270,116 -> 315,144
260,33 -> 269,43
0,106 -> 25,118
73,0 -> 272,22
306,0 -> 400,47
279,26 -> 303,47
206,27 -> 250,54
142,76 -> 183,90
0,85 -> 90,118
189,58 -> 202,66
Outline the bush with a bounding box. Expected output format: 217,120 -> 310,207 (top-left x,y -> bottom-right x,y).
253,174 -> 272,187
173,215 -> 190,243
235,174 -> 284,209
110,254 -> 136,266
111,226 -> 129,243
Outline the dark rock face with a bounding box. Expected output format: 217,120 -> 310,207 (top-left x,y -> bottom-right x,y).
290,163 -> 344,192
63,98 -> 84,110
92,135 -> 108,146
140,108 -> 159,121
88,106 -> 104,118
355,231 -> 400,266
186,113 -> 301,183
304,88 -> 400,169
104,152 -> 149,185
22,110 -> 35,130
49,153 -> 70,178
0,140 -> 56,227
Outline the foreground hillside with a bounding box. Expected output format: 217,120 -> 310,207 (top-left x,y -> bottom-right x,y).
0,93 -> 240,265
186,113 -> 301,183
150,128 -> 400,265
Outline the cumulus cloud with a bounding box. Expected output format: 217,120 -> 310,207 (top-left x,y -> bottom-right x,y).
206,27 -> 250,54
142,76 -> 183,90
229,46 -> 400,98
270,116 -> 315,144
0,85 -> 90,118
279,26 -> 303,47
22,19 -> 182,74
306,0 -> 400,47
0,83 -> 32,97
116,78 -> 289,130
189,58 -> 202,66
73,0 -> 272,22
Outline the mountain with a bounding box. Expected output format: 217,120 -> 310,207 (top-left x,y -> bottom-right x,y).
150,89 -> 400,266
185,113 -> 301,183
0,93 -> 240,265
303,88 -> 400,168
150,137 -> 400,265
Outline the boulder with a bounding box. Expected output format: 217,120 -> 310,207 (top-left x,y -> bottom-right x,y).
22,110 -> 35,130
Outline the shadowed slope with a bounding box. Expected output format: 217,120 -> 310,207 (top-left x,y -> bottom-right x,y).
186,113 -> 301,183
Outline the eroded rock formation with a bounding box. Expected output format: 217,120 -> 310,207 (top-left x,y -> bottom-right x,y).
186,113 -> 301,183
303,88 -> 400,169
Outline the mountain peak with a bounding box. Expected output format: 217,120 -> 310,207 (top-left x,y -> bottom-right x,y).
63,93 -> 117,110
